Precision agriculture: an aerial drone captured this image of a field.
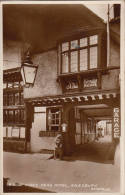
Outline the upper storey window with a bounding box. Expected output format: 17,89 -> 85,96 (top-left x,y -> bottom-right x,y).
59,34 -> 100,74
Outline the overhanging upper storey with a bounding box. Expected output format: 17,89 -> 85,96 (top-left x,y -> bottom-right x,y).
57,28 -> 107,93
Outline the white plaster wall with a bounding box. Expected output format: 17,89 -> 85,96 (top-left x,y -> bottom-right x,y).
3,40 -> 22,70
30,111 -> 55,152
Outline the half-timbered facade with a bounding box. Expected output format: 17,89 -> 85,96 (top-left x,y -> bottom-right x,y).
3,68 -> 26,152
3,4 -> 120,156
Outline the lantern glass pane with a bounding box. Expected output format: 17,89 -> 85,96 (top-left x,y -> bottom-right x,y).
23,66 -> 37,84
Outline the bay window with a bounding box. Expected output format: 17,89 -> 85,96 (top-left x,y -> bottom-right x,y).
60,34 -> 100,74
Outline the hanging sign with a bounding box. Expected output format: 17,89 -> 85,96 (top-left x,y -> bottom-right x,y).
113,108 -> 120,139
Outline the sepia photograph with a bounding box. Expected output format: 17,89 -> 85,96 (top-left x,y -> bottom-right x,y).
1,1 -> 124,193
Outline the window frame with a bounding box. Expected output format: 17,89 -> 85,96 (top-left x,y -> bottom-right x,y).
3,108 -> 25,126
58,31 -> 104,75
46,107 -> 62,132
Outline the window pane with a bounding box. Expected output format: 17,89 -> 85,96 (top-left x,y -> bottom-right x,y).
62,42 -> 69,52
52,114 -> 55,119
48,108 -> 61,131
13,82 -> 19,88
80,49 -> 88,71
15,93 -> 20,105
62,53 -> 69,73
20,92 -> 24,105
8,110 -> 13,123
90,35 -> 98,45
90,47 -> 97,69
3,94 -> 7,106
3,110 -> 7,123
8,94 -> 13,105
15,110 -> 20,123
20,110 -> 24,123
56,119 -> 59,124
71,40 -> 79,49
71,51 -> 78,72
3,83 -> 7,89
8,83 -> 13,88
80,38 -> 87,47
12,127 -> 19,138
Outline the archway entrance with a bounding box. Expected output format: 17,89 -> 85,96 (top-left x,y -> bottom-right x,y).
74,105 -> 113,145
67,104 -> 116,162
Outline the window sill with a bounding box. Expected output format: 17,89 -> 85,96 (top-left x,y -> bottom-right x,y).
39,131 -> 59,137
57,68 -> 108,78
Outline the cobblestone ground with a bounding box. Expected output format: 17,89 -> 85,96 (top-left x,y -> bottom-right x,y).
3,150 -> 120,193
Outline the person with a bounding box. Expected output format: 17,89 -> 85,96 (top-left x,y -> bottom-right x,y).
54,133 -> 63,160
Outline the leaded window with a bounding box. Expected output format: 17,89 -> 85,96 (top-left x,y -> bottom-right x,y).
47,108 -> 61,131
3,109 -> 25,125
60,34 -> 99,74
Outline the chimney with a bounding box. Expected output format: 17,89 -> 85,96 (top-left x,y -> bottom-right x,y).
114,4 -> 120,19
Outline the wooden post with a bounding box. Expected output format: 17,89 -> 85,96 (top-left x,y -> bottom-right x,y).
24,102 -> 32,152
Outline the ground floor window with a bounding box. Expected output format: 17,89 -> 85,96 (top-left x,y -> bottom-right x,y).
47,107 -> 62,131
3,126 -> 25,139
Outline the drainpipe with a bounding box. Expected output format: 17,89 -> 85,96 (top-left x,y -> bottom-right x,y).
107,4 -> 110,67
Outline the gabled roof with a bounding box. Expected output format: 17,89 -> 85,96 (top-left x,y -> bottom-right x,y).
3,4 -> 106,53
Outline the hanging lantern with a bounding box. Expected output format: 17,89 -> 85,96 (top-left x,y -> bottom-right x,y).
21,50 -> 38,87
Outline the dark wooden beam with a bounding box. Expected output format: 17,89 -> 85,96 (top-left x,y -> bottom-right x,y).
87,96 -> 92,101
80,96 -> 85,102
102,94 -> 107,99
72,97 -> 79,103
65,98 -> 72,102
95,95 -> 99,100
